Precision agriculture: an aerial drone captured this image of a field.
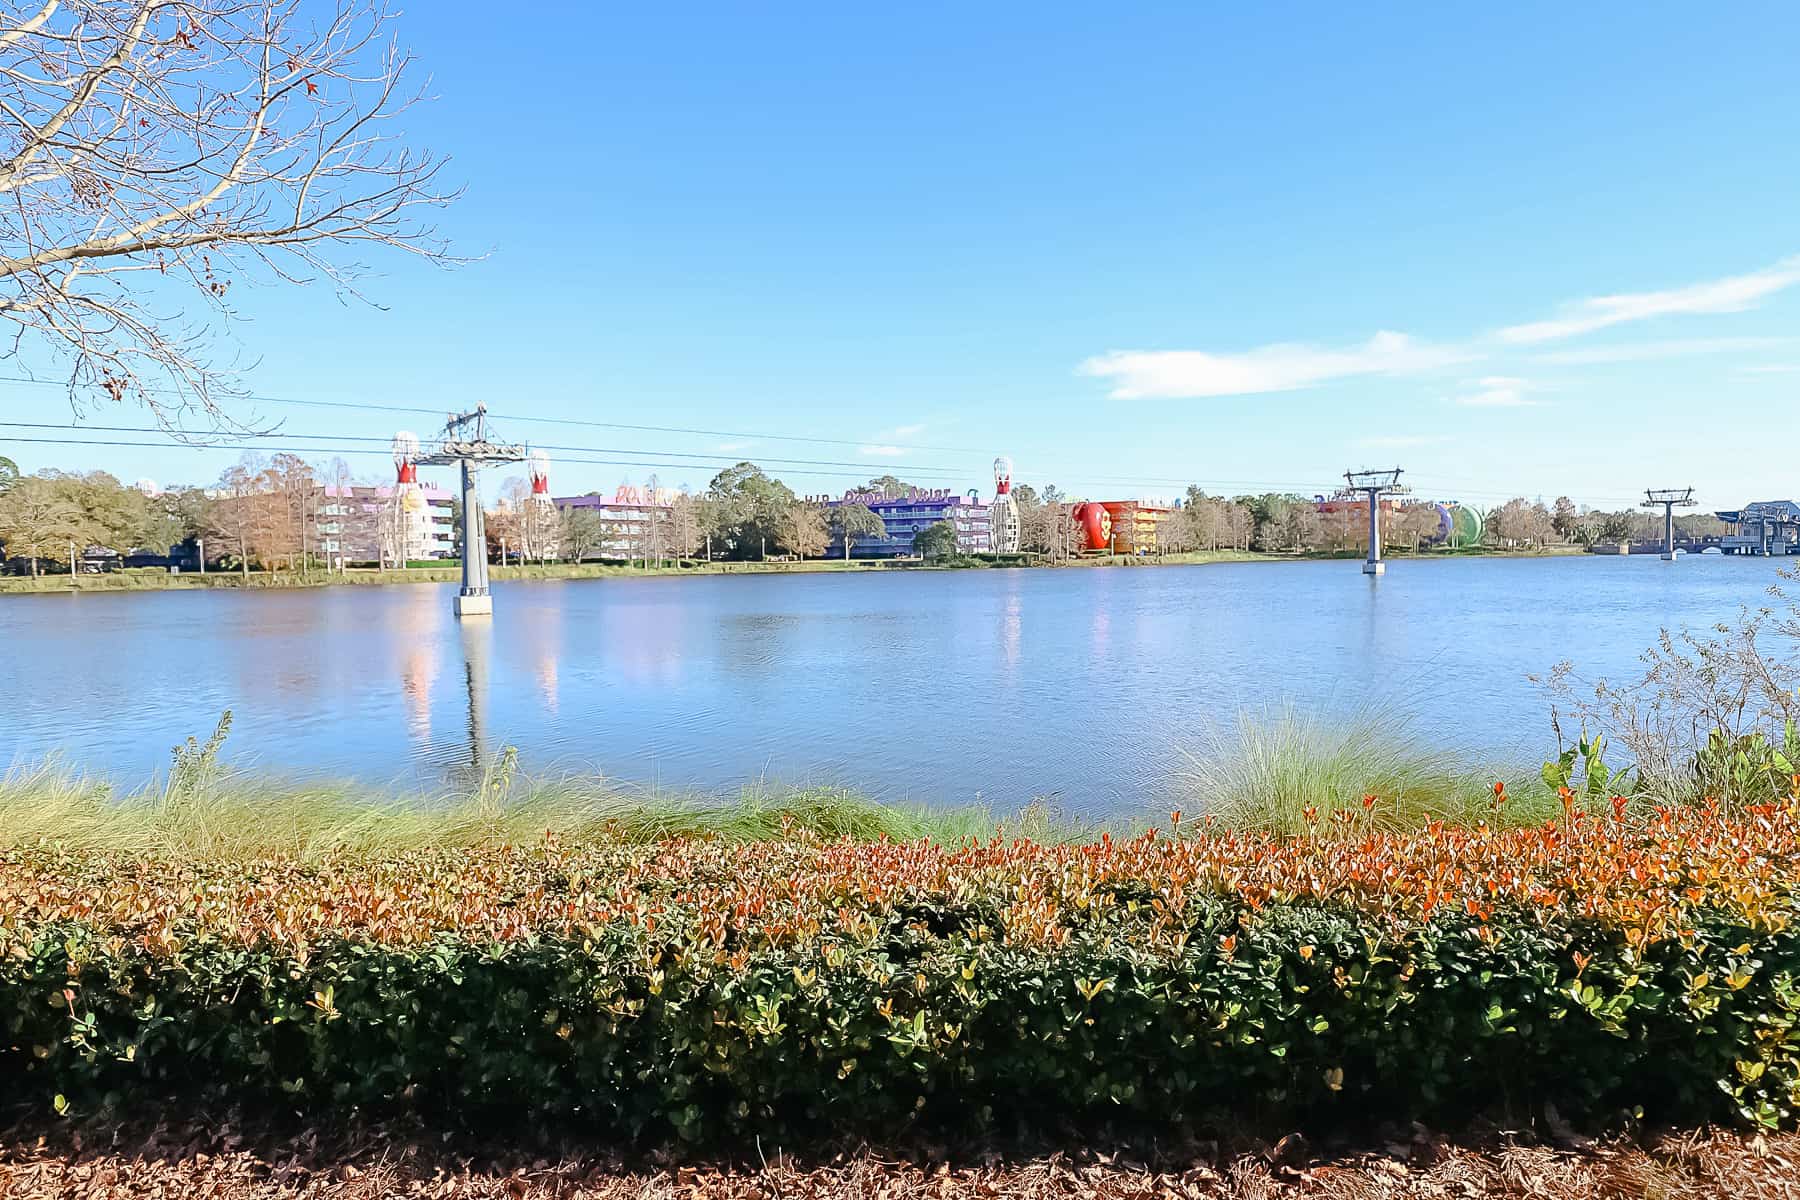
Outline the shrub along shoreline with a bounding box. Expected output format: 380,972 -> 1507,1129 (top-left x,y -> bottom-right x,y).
5,787 -> 1798,1146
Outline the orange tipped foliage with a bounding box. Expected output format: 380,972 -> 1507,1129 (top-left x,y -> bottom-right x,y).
3,793 -> 1800,1142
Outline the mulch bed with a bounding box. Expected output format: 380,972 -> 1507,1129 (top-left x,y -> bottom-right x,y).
4,1121 -> 1800,1199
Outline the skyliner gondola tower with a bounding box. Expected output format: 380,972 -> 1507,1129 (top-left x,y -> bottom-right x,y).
1344,466 -> 1409,575
417,404 -> 525,617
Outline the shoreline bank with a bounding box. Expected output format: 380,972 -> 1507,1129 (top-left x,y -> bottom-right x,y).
0,544 -> 1589,594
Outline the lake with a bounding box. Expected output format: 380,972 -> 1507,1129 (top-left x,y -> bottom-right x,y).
1,555 -> 1788,817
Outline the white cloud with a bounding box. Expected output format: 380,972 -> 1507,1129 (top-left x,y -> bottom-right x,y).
1079,331 -> 1468,400
889,423 -> 927,437
1354,434 -> 1450,450
1532,336 -> 1789,364
1497,256 -> 1800,344
1452,376 -> 1542,407
1079,252 -> 1800,401
716,440 -> 752,453
859,444 -> 905,457
1736,363 -> 1800,376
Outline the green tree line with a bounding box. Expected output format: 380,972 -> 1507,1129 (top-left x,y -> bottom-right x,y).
0,449 -> 1731,576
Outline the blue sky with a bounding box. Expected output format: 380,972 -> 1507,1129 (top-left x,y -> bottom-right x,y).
6,2 -> 1800,511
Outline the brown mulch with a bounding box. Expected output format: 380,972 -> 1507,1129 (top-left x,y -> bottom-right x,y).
3,1122 -> 1798,1200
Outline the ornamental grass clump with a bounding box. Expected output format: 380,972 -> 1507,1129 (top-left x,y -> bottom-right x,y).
3,787 -> 1800,1144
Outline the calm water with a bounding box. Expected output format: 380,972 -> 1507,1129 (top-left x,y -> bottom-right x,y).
1,556 -> 1787,815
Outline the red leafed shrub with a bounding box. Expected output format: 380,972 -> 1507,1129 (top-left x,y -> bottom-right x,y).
4,795 -> 1800,1142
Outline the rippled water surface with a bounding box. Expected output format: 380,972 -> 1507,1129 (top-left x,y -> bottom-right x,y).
1,555 -> 1786,815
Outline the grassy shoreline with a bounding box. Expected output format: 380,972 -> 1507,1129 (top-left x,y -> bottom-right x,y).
8,721 -> 1797,1149
0,544 -> 1590,594
0,708 -> 1547,857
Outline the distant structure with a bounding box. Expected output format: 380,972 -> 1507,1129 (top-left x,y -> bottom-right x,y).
386,431 -> 425,567
1716,500 -> 1800,556
1343,467 -> 1408,575
989,457 -> 1021,553
318,482 -> 453,566
1069,498 -> 1175,555
811,487 -> 992,557
522,449 -> 558,561
556,483 -> 685,558
416,405 -> 525,617
1642,487 -> 1697,561
529,449 -> 552,503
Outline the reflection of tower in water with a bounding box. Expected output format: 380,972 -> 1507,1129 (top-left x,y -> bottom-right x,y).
400,646 -> 437,742
391,583 -> 440,746
458,614 -> 492,777
525,591 -> 563,716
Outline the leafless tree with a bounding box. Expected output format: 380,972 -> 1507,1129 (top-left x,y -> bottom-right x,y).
0,1 -> 457,427
206,454 -> 264,575
558,506 -> 603,562
667,492 -> 700,561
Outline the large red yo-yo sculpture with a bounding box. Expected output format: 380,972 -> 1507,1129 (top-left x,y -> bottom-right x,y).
1073,502 -> 1113,552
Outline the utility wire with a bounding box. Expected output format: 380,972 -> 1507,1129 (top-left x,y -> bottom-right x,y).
0,374 -> 994,456
0,421 -> 975,478
0,435 -> 942,482
0,430 -> 1656,508
0,400 -> 1659,506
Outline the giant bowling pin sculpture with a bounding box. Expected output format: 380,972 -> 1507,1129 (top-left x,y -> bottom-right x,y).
525,449 -> 556,561
990,455 -> 1021,553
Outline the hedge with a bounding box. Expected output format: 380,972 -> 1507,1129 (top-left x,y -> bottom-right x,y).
4,796 -> 1800,1141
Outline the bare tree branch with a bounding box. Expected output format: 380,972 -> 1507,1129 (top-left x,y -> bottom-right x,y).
0,0 -> 460,429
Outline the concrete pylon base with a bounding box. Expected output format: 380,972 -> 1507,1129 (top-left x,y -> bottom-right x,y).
1362,561 -> 1386,576
1661,552 -> 1678,562
454,592 -> 493,617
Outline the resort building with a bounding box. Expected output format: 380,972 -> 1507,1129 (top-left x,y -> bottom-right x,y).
317,484 -> 456,564
1716,501 -> 1800,555
1072,499 -> 1176,555
817,488 -> 992,557
554,484 -> 681,558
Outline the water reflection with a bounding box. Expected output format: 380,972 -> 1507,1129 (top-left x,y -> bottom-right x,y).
396,586 -> 441,743
1001,584 -> 1022,670
1,558 -> 1792,814
458,616 -> 492,778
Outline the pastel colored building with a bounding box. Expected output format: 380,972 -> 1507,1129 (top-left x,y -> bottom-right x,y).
316,484 -> 456,563
554,484 -> 681,558
1072,499 -> 1175,555
816,488 -> 991,557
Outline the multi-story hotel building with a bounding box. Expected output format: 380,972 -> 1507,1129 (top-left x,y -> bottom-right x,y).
316,484 -> 456,564
553,484 -> 681,558
818,488 -> 991,557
